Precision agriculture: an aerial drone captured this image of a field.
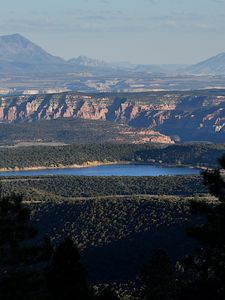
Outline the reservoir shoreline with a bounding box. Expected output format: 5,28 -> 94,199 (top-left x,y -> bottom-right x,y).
0,161 -> 202,177
0,160 -> 205,173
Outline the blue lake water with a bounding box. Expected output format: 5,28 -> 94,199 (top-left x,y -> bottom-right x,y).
0,164 -> 200,177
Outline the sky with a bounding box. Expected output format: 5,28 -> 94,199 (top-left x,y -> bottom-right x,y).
1,0 -> 225,64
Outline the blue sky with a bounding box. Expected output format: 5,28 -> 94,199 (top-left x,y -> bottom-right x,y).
1,0 -> 225,64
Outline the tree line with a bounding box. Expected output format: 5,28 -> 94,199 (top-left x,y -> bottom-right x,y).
2,175 -> 206,200
0,142 -> 225,169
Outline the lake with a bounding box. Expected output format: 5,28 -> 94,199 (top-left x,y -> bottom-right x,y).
0,164 -> 200,177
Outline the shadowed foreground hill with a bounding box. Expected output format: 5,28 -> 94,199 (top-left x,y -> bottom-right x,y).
30,196 -> 203,283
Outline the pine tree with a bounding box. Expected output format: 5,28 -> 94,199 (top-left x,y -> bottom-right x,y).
47,237 -> 91,300
0,192 -> 53,300
176,155 -> 225,300
141,250 -> 175,300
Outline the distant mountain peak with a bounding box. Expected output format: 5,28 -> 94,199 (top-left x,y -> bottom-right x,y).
0,33 -> 64,64
188,52 -> 225,75
4,33 -> 25,39
68,55 -> 109,67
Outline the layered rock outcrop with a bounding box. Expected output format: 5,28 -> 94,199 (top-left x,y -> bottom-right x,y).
0,92 -> 225,142
0,94 -> 176,124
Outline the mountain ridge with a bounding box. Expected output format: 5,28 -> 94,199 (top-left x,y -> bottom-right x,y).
186,53 -> 225,75
1,33 -> 225,75
68,56 -> 110,68
0,33 -> 64,64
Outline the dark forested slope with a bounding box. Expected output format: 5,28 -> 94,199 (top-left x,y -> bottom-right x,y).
0,143 -> 224,170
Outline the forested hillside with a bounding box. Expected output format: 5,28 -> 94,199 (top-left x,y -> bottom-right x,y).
0,143 -> 224,170
1,175 -> 206,200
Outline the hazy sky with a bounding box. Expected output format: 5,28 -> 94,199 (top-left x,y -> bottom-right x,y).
1,0 -> 225,64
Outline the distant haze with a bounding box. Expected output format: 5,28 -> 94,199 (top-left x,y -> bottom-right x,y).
1,0 -> 225,64
1,33 -> 225,76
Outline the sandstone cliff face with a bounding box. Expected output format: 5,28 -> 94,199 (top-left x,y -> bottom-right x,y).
118,129 -> 174,144
76,101 -> 109,120
0,94 -> 176,124
0,92 -> 225,142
